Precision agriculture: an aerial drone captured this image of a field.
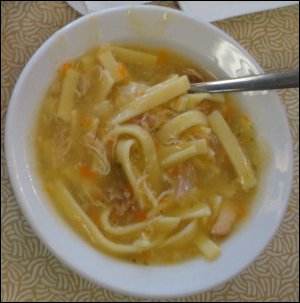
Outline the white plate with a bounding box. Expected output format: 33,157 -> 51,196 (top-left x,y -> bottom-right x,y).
5,5 -> 293,298
178,1 -> 298,22
66,1 -> 88,15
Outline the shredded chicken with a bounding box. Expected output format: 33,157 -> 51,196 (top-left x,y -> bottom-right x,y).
76,187 -> 105,210
137,109 -> 177,133
211,203 -> 237,237
113,199 -> 135,216
86,65 -> 103,81
51,128 -> 71,169
83,132 -> 110,175
115,82 -> 149,107
165,136 -> 181,146
43,97 -> 60,123
106,187 -> 124,201
138,113 -> 157,132
75,75 -> 90,98
147,189 -> 175,218
175,163 -> 197,197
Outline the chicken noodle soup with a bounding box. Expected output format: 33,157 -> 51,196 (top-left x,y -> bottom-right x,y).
35,45 -> 261,264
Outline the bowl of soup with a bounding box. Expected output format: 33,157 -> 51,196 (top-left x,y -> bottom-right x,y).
5,5 -> 293,298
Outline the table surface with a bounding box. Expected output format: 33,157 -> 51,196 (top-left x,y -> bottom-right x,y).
1,1 -> 299,302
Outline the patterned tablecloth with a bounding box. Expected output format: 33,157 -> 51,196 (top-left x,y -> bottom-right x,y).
1,1 -> 299,302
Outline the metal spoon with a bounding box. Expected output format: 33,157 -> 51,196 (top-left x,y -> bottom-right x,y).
189,68 -> 299,94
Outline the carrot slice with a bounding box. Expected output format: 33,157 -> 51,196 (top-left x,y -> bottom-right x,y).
134,210 -> 148,222
117,63 -> 127,77
59,61 -> 75,74
82,116 -> 92,127
79,167 -> 96,179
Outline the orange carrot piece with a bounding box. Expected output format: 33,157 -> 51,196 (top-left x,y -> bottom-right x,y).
45,186 -> 53,193
134,210 -> 148,222
82,116 -> 92,127
79,167 -> 96,179
58,61 -> 75,74
117,63 -> 127,77
224,105 -> 234,123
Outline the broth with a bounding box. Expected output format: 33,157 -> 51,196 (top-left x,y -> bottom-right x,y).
35,45 -> 262,264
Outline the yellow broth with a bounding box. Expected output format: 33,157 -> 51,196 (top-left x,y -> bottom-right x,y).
35,45 -> 262,265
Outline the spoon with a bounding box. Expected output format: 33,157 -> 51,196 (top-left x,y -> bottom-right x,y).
189,68 -> 299,94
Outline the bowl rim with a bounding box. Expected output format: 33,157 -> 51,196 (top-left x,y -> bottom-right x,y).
4,4 -> 293,299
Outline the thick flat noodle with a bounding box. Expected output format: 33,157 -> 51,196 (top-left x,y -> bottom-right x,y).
100,208 -> 154,235
100,208 -> 180,235
80,55 -> 96,72
98,51 -> 124,83
150,216 -> 181,234
105,124 -> 162,192
165,202 -> 211,219
147,190 -> 175,218
170,93 -> 225,112
95,69 -> 114,102
116,139 -> 146,209
161,220 -> 198,248
105,45 -> 157,67
161,144 -> 207,169
156,110 -> 207,143
159,139 -> 207,159
83,133 -> 110,175
208,110 -> 256,190
94,100 -> 115,120
142,181 -> 158,208
186,93 -> 225,108
112,75 -> 190,124
58,69 -> 80,122
195,234 -> 221,260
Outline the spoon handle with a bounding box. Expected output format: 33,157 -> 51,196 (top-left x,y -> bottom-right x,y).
189,68 -> 299,94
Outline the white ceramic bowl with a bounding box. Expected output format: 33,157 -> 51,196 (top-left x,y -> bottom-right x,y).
5,5 -> 293,298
